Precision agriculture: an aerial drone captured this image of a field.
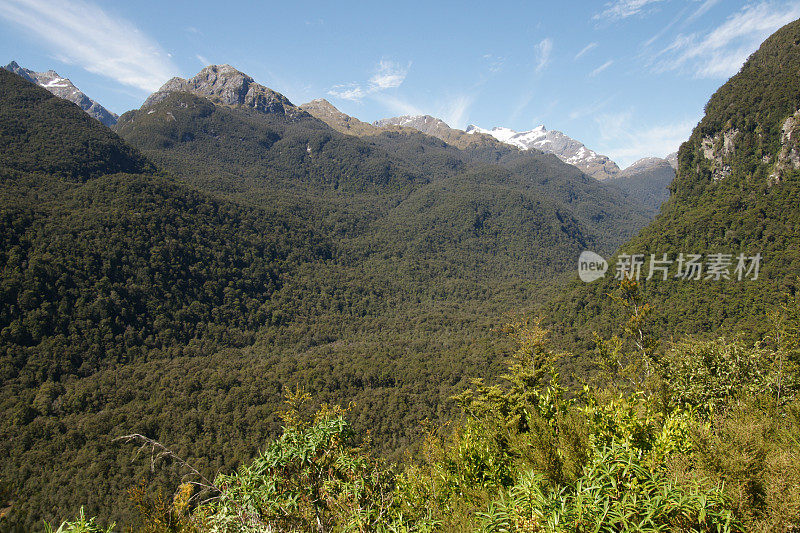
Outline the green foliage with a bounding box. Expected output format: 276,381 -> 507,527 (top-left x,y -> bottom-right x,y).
479,445 -> 734,533
690,399 -> 800,532
43,507 -> 115,533
663,338 -> 778,411
0,59 -> 651,530
0,69 -> 153,180
188,393 -> 394,532
545,18 -> 800,359
5,20 -> 800,532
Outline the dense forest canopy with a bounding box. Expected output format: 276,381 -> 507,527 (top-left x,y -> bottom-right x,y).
3,16 -> 800,533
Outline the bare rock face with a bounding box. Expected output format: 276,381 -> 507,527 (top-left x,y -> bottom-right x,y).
143,64 -> 298,116
700,128 -> 739,181
665,151 -> 678,170
771,109 -> 800,183
3,61 -> 118,126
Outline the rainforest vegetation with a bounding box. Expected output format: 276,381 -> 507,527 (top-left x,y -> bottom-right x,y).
5,16 -> 800,533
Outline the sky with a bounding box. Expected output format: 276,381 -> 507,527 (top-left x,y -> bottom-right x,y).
1,0 -> 799,168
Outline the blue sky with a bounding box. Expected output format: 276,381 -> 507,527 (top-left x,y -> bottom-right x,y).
1,0 -> 799,167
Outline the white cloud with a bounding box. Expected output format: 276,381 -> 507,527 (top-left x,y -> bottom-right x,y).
589,60 -> 614,77
439,95 -> 474,129
328,83 -> 367,101
595,110 -> 696,167
594,0 -> 664,21
0,0 -> 177,92
575,42 -> 598,60
534,38 -> 553,73
653,2 -> 800,78
482,53 -> 505,73
196,54 -> 209,66
684,0 -> 722,25
327,58 -> 410,102
568,96 -> 614,121
369,59 -> 409,90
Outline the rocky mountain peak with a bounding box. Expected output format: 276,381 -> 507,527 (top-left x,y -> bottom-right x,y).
142,64 -> 298,116
374,115 -> 450,132
2,61 -> 118,126
466,123 -> 620,181
620,156 -> 674,177
300,98 -> 380,135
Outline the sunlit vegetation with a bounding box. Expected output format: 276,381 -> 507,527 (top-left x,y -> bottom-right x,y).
6,16 -> 800,533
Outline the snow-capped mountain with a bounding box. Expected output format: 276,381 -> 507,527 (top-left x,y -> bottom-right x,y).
373,115 -> 502,150
465,124 -> 621,181
3,61 -> 118,126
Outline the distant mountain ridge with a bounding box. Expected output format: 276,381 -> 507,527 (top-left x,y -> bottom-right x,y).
3,61 -> 118,126
608,156 -> 675,211
620,154 -> 677,177
303,101 -> 677,187
372,114 -> 497,150
300,98 -> 384,136
466,124 -> 621,181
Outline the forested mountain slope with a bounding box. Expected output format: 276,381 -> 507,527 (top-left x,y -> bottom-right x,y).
0,68 -> 343,529
546,18 -> 800,348
0,64 -> 649,529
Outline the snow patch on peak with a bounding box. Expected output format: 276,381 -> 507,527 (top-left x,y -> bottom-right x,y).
2,61 -> 118,126
468,123 -> 620,180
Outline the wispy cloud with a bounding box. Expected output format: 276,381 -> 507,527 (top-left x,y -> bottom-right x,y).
482,53 -> 505,73
371,92 -> 423,117
684,0 -> 722,25
439,94 -> 475,129
575,42 -> 598,60
369,59 -> 409,89
589,60 -> 614,77
534,38 -> 553,73
568,96 -> 614,121
595,110 -> 696,167
641,5 -> 688,48
594,0 -> 664,21
652,2 -> 800,78
328,82 -> 367,101
328,58 -> 410,101
0,0 -> 177,92
196,54 -> 209,66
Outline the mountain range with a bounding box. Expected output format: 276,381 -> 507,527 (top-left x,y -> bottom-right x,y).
465,123 -> 621,180
2,59 -> 676,195
0,59 -> 656,529
3,61 -> 118,126
7,15 -> 800,528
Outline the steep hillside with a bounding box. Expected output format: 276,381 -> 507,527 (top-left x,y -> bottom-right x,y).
547,17 -> 800,347
0,69 -> 151,180
0,69 -> 328,530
